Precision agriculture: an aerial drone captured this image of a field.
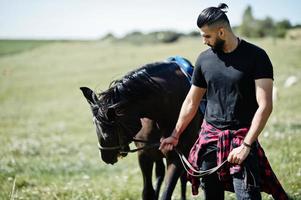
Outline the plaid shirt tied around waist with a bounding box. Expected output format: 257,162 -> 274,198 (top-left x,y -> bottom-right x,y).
187,121 -> 288,200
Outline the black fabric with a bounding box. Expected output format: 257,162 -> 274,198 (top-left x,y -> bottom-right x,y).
192,39 -> 273,129
200,145 -> 225,200
200,143 -> 262,200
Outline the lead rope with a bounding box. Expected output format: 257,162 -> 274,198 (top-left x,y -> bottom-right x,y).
98,136 -> 227,178
133,138 -> 228,177
174,148 -> 228,177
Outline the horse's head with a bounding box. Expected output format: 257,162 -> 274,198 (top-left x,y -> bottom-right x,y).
80,87 -> 142,164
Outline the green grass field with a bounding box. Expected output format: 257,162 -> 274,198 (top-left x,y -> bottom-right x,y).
0,37 -> 300,199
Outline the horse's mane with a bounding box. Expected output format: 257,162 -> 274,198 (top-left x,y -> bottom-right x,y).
98,62 -> 172,112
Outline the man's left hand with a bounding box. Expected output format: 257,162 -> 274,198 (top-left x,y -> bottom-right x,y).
227,144 -> 251,165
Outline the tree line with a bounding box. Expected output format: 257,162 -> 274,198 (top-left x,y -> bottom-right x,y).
237,5 -> 296,38
101,5 -> 300,43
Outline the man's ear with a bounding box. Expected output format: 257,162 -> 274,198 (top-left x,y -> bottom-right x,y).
80,87 -> 98,105
218,28 -> 225,38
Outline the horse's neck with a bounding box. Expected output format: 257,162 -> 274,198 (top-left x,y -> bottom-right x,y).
133,64 -> 192,138
145,95 -> 185,137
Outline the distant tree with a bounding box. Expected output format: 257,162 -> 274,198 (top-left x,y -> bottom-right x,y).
259,17 -> 275,37
101,33 -> 116,41
292,24 -> 301,28
119,30 -> 181,44
125,31 -> 143,37
120,31 -> 145,44
188,31 -> 200,37
239,5 -> 257,37
239,5 -> 293,38
275,19 -> 292,37
149,31 -> 181,43
232,26 -> 240,34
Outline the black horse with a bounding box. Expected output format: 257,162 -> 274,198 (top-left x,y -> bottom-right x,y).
81,59 -> 203,200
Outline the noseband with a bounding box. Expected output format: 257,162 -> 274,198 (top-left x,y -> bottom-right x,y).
98,138 -> 160,153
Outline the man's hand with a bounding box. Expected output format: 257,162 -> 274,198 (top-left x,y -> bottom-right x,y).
159,136 -> 178,155
227,144 -> 251,165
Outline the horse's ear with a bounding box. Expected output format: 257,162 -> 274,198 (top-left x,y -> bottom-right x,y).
80,87 -> 98,105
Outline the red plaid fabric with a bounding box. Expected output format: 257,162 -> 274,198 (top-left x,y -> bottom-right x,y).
187,121 -> 288,199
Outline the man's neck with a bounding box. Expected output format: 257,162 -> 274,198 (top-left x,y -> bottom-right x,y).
223,34 -> 239,53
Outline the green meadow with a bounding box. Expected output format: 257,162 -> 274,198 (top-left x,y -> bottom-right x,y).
0,37 -> 300,199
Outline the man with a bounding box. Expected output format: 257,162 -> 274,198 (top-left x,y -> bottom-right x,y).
159,3 -> 288,200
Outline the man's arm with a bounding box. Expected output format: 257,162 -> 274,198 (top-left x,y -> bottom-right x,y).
243,78 -> 273,145
228,78 -> 273,164
159,85 -> 206,153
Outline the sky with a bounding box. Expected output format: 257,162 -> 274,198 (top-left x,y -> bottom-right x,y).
0,0 -> 300,40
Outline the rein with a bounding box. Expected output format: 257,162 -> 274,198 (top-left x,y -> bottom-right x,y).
98,137 -> 227,178
175,149 -> 228,177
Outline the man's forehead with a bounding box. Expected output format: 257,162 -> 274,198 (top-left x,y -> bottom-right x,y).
199,26 -> 211,35
199,29 -> 210,37
200,25 -> 219,36
199,30 -> 206,36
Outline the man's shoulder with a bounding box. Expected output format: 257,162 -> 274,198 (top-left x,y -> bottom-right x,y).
198,48 -> 214,58
241,39 -> 267,55
196,48 -> 214,64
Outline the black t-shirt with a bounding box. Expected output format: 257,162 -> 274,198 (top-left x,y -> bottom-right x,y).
192,39 -> 273,129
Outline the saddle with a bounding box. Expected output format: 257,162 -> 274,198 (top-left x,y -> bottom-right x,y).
167,55 -> 206,115
166,55 -> 193,82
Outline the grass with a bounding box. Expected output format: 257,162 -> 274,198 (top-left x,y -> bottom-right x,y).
0,40 -> 54,56
0,37 -> 301,199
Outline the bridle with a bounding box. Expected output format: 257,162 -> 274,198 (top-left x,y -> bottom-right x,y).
98,138 -> 160,153
94,116 -> 160,153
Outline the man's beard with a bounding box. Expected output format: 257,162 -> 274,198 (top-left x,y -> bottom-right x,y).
209,37 -> 225,52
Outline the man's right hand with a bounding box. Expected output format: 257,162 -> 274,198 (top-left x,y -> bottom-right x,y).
159,136 -> 179,155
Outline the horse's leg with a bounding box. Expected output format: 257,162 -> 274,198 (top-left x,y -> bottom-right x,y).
154,159 -> 165,200
180,173 -> 187,200
160,161 -> 183,200
138,152 -> 156,200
